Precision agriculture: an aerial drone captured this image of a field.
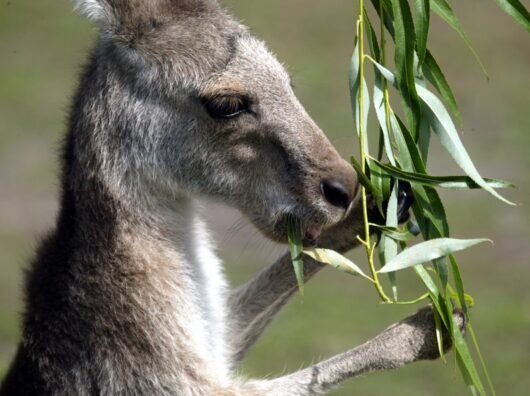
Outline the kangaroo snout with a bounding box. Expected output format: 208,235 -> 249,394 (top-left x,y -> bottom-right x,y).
309,133 -> 358,215
319,161 -> 357,211
320,177 -> 352,210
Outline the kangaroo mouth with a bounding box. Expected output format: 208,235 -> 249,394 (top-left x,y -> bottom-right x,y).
304,224 -> 323,246
260,211 -> 328,247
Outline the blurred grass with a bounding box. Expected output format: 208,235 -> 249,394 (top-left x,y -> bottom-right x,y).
0,0 -> 529,394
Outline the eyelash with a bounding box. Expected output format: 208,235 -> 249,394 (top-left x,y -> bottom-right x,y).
202,95 -> 250,119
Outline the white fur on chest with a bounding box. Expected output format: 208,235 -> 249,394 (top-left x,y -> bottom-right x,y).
158,201 -> 231,383
186,218 -> 230,380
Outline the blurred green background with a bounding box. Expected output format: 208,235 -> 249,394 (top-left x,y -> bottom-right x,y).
0,1 -> 528,394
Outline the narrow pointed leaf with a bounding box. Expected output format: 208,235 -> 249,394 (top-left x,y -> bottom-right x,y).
468,323 -> 498,396
379,238 -> 490,273
391,0 -> 421,137
423,50 -> 461,122
494,0 -> 530,32
383,185 -> 399,299
453,321 -> 487,396
364,10 -> 382,61
417,84 -> 516,204
367,159 -> 390,214
370,56 -> 514,205
349,44 -> 371,153
457,352 -> 480,396
370,0 -> 395,37
414,265 -> 448,326
450,254 -> 469,317
351,156 -> 384,202
288,222 -> 304,295
373,73 -> 397,166
431,0 -> 488,77
304,249 -> 372,280
414,0 -> 430,66
371,159 -> 514,189
370,224 -> 418,241
433,308 -> 447,362
418,102 -> 432,161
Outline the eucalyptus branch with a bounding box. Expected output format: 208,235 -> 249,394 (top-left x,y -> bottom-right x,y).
287,1 -> 529,394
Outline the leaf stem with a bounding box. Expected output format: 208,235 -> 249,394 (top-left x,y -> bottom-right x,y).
357,0 -> 391,303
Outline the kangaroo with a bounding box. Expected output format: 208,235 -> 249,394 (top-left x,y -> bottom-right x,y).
0,1 -> 464,395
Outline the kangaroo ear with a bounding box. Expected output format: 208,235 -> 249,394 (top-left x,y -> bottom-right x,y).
73,0 -> 112,23
74,0 -> 219,24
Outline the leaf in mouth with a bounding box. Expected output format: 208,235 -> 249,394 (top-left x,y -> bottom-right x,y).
287,221 -> 305,296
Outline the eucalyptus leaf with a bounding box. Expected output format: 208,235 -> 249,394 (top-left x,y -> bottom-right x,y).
287,222 -> 304,296
450,254 -> 469,317
370,224 -> 418,242
423,50 -> 461,122
384,185 -> 399,300
468,323 -> 498,396
371,159 -> 514,190
414,0 -> 430,66
414,265 -> 448,326
344,3 -> 521,392
417,84 -> 516,205
350,156 -> 383,202
418,102 -> 431,161
433,308 -> 447,362
364,10 -> 382,61
349,43 -> 371,153
391,0 -> 421,137
494,0 -> 530,32
373,73 -> 397,166
379,238 -> 490,273
453,321 -> 487,396
304,249 -> 372,281
431,0 -> 488,77
368,58 -> 515,205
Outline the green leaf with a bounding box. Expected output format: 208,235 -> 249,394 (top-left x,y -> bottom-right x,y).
416,83 -> 516,205
364,10 -> 382,62
450,254 -> 469,317
370,59 -> 515,205
433,307 -> 447,362
414,265 -> 449,326
468,323 -> 498,396
366,160 -> 389,215
373,73 -> 398,166
431,0 -> 489,78
371,159 -> 514,189
350,157 -> 384,203
379,238 -> 490,273
453,321 -> 487,396
418,102 -> 431,161
391,0 -> 422,137
303,249 -> 372,281
494,0 -> 530,32
423,50 -> 461,122
349,43 -> 371,153
374,88 -> 451,244
370,0 -> 395,37
370,224 -> 418,242
384,185 -> 399,300
287,222 -> 304,296
456,352 -> 479,396
414,0 -> 430,66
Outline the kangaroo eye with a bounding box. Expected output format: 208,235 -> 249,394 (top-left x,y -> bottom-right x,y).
202,95 -> 249,119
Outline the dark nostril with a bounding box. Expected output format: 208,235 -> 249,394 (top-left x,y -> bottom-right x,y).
320,178 -> 352,210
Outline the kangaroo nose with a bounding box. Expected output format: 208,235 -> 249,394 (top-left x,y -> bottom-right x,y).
320,178 -> 353,210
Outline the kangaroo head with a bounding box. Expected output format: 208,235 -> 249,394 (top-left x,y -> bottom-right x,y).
74,0 -> 358,244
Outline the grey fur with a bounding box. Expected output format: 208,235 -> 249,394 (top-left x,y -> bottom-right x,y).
0,1 -> 463,395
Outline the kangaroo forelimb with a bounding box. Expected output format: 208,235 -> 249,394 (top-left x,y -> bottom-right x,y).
248,307 -> 465,396
228,254 -> 323,363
